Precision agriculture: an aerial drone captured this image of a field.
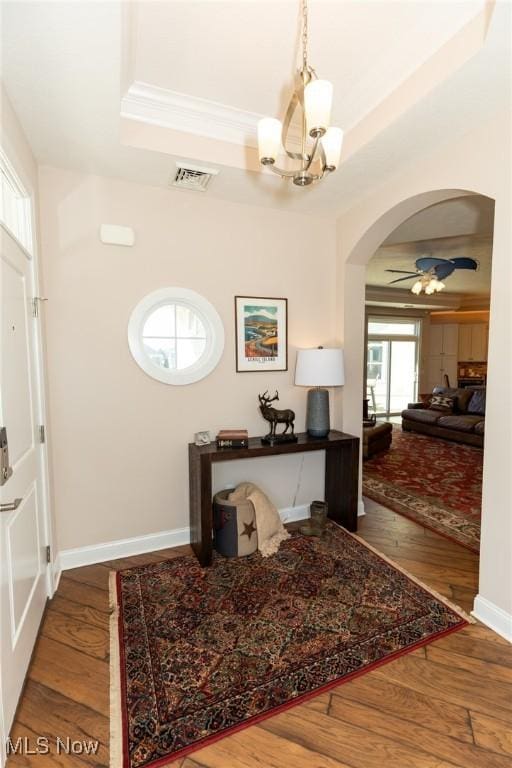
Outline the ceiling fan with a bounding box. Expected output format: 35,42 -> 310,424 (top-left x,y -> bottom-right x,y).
386,256 -> 479,295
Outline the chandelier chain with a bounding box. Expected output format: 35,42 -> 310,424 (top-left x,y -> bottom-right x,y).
302,0 -> 309,72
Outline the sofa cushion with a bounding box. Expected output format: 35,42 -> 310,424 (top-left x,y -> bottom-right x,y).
468,389 -> 486,416
429,394 -> 456,413
437,414 -> 483,433
474,421 -> 485,435
432,386 -> 474,413
402,408 -> 441,425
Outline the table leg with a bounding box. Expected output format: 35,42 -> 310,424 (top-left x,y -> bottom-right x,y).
325,440 -> 359,532
189,449 -> 213,566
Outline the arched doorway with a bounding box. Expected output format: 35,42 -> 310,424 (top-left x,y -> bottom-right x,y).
337,187 -> 509,637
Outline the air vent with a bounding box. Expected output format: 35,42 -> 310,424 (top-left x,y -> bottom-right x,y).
171,162 -> 219,192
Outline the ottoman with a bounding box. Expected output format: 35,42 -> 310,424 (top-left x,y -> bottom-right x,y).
363,421 -> 393,459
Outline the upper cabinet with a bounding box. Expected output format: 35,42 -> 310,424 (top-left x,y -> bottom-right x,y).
426,323 -> 459,391
458,323 -> 488,362
429,323 -> 459,356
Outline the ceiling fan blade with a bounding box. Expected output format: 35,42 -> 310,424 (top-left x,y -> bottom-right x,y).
434,262 -> 456,280
416,257 -> 449,271
385,269 -> 419,275
388,275 -> 417,284
450,257 -> 479,271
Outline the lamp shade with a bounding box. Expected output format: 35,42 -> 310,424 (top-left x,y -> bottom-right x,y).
295,348 -> 345,387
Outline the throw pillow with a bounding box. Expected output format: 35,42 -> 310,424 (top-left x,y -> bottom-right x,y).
429,394 -> 456,412
468,388 -> 486,416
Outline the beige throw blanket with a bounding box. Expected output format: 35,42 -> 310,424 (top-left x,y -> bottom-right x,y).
228,482 -> 290,557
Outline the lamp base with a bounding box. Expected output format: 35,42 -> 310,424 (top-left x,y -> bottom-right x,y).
306,388 -> 330,438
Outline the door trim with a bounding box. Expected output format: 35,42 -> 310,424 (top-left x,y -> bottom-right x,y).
0,220 -> 54,597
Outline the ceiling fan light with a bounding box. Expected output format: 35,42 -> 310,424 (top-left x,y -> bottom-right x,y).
411,280 -> 423,295
304,79 -> 333,137
321,127 -> 344,170
257,118 -> 282,164
434,280 -> 446,292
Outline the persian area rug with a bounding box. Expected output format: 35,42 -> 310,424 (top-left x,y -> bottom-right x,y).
363,427 -> 482,553
110,523 -> 469,768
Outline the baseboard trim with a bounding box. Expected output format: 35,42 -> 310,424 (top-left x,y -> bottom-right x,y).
472,594 -> 512,643
52,555 -> 62,594
59,526 -> 191,571
57,505 -> 311,571
278,504 -> 310,524
358,500 -> 366,517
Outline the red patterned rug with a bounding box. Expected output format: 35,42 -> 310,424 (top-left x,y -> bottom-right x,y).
363,427 -> 482,552
110,523 -> 468,767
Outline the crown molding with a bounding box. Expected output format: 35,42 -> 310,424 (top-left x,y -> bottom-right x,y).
365,286 -> 461,310
121,81 -> 262,148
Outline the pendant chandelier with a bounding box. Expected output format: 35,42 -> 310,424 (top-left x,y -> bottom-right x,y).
257,0 -> 343,187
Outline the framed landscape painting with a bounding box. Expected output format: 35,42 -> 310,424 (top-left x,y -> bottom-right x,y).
235,296 -> 288,372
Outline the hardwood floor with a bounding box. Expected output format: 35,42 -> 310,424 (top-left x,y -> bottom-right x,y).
7,498 -> 512,768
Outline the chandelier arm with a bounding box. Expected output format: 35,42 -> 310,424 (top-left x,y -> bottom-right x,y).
282,89 -> 310,163
303,136 -> 321,171
265,164 -> 301,179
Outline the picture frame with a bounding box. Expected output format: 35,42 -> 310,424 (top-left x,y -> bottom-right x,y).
234,296 -> 288,372
194,431 -> 211,446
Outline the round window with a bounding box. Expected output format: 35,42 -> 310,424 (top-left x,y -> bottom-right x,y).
128,288 -> 224,385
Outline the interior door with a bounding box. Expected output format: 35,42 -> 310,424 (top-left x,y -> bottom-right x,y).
0,224 -> 48,757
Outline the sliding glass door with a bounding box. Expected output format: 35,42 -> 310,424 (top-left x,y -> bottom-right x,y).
366,318 -> 420,418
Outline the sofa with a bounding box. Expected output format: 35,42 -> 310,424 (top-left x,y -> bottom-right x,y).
401,386 -> 485,447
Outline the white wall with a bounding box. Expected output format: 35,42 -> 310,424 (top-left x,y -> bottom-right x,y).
336,109 -> 512,635
38,167 -> 337,552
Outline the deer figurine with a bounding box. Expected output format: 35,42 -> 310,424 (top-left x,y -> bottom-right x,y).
258,391 -> 296,442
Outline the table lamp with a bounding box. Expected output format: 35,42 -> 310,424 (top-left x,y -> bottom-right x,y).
295,347 -> 345,437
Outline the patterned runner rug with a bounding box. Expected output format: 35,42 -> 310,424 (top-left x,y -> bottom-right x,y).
363,427 -> 482,552
110,523 -> 468,767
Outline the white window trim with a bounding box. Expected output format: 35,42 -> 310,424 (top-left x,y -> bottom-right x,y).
0,146 -> 33,256
128,287 -> 224,385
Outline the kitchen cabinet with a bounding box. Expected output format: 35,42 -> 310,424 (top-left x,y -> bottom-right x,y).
458,323 -> 488,362
426,323 -> 458,391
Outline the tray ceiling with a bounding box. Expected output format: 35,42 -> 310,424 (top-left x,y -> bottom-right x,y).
1,1 -> 508,216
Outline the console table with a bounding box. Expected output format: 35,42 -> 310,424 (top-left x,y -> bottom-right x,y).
189,430 -> 359,566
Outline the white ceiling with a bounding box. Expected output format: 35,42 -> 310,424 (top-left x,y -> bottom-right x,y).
1,1 -> 510,217
131,0 -> 486,131
366,194 -> 493,299
384,196 -> 494,245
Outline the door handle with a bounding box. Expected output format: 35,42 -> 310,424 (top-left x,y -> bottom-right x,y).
0,498 -> 22,513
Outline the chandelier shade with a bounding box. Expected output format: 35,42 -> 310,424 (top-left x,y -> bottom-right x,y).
304,79 -> 333,137
321,127 -> 344,170
258,118 -> 282,164
256,0 -> 343,187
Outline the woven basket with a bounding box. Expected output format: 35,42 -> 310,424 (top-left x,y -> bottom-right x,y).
213,489 -> 258,557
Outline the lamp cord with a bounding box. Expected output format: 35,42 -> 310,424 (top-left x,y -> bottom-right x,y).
292,453 -> 305,508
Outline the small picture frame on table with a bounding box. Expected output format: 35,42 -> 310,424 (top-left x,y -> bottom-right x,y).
234,296 -> 288,372
194,431 -> 211,446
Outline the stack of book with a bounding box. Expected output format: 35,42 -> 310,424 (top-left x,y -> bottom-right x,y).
216,429 -> 249,448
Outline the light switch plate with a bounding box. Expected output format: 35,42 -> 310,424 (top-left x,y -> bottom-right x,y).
100,224 -> 135,247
